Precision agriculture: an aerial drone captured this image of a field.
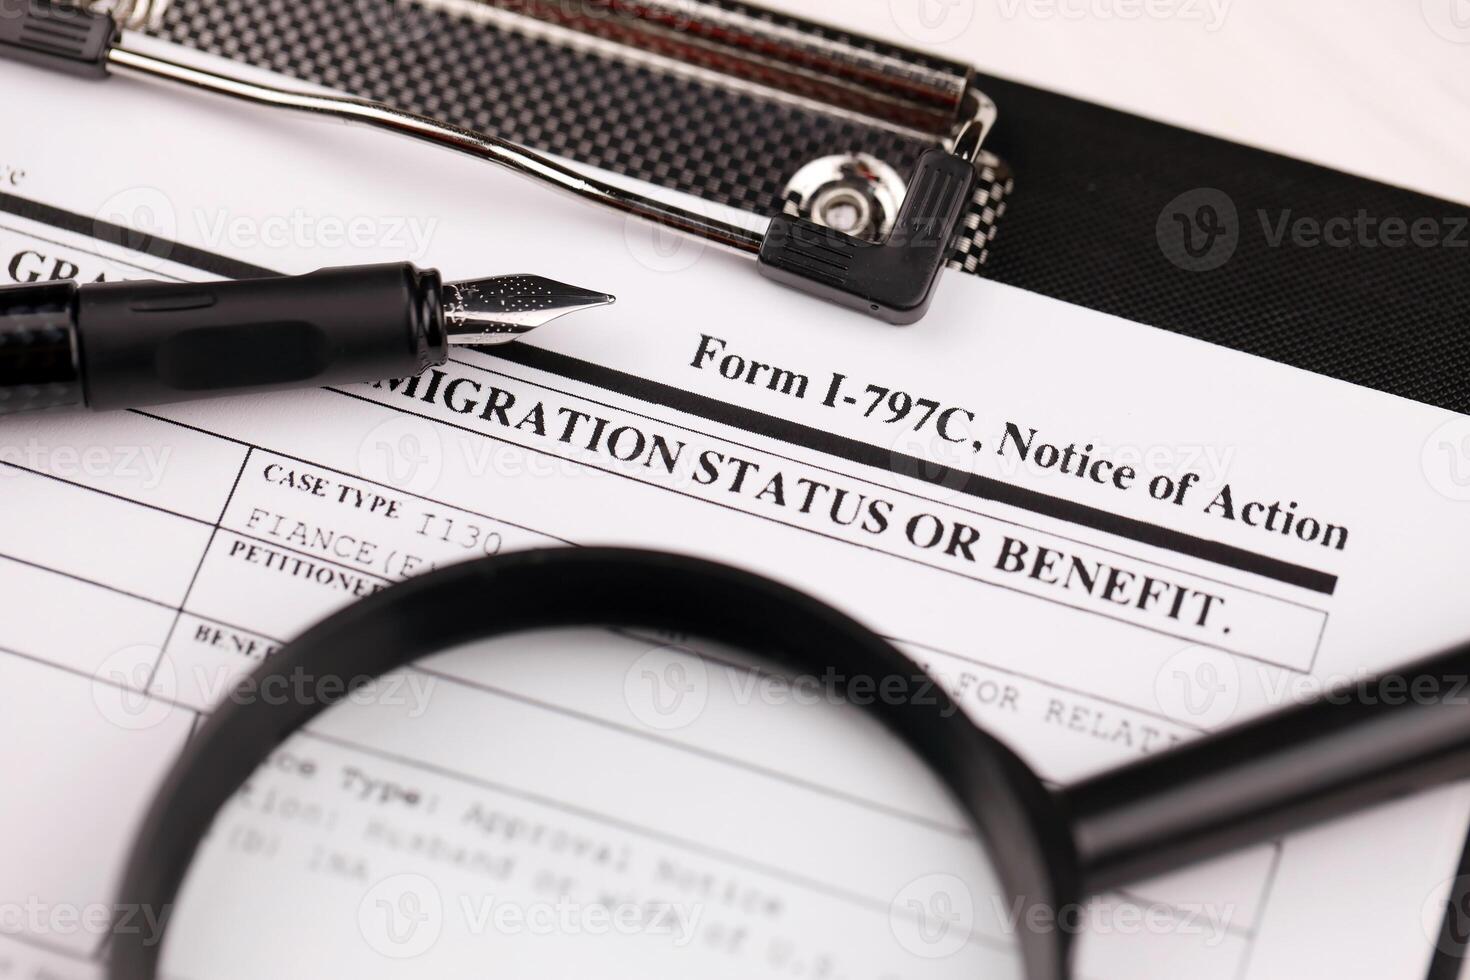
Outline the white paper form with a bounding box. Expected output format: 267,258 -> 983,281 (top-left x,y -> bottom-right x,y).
2,38 -> 1470,980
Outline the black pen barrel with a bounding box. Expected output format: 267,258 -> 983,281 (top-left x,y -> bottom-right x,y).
0,263 -> 446,415
1062,639 -> 1470,895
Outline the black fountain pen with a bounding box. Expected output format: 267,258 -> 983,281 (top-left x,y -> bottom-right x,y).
0,263 -> 614,416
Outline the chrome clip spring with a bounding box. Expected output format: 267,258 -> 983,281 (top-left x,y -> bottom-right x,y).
80,0 -> 170,32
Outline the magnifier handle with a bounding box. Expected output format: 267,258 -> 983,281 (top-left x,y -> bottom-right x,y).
1064,639 -> 1470,894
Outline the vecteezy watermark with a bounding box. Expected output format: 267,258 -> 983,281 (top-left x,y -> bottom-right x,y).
623,206 -> 713,276
222,667 -> 435,712
1257,210 -> 1470,251
357,875 -> 703,958
891,873 -> 975,958
0,899 -> 172,947
995,895 -> 1235,946
1159,188 -> 1470,272
0,0 -> 84,19
996,0 -> 1230,31
358,415 -> 446,495
1156,188 -> 1239,272
986,434 -> 1238,489
92,187 -> 438,268
192,208 -> 438,262
94,186 -> 178,271
1422,414 -> 1470,502
1153,648 -> 1470,730
1422,874 -> 1470,955
355,0 -> 438,43
0,438 -> 173,490
622,646 -> 960,733
359,874 -> 444,958
1256,668 -> 1470,711
457,896 -> 702,946
888,873 -> 1235,957
623,645 -> 711,731
1421,0 -> 1470,44
93,650 -> 438,731
1152,644 -> 1241,728
890,0 -> 977,44
887,428 -> 980,506
92,644 -> 176,732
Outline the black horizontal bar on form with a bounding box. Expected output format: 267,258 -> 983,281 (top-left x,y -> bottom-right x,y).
494,344 -> 1339,597
0,190 -> 1337,596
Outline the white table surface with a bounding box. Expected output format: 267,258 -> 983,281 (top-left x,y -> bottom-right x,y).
774,0 -> 1470,207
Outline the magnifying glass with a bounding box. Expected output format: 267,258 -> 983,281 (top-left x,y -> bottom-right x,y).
106,548 -> 1470,980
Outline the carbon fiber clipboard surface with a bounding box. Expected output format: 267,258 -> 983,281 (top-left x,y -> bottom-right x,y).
976,74 -> 1470,414
147,0 -> 1466,413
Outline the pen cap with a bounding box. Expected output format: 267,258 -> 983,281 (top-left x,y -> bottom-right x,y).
0,280 -> 86,415
77,263 -> 446,412
758,148 -> 980,324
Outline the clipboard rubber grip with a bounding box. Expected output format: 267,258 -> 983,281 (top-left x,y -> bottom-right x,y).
0,0 -> 117,78
757,148 -> 980,325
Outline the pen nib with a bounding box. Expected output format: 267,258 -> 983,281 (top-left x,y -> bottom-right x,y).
442,274 -> 615,346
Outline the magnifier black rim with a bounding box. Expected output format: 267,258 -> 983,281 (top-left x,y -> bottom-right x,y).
107,546 -> 1076,979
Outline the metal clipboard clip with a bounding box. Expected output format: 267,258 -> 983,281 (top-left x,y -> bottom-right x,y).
1,0 -> 1006,323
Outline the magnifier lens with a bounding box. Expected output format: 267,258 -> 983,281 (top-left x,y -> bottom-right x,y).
157,627 -> 1025,978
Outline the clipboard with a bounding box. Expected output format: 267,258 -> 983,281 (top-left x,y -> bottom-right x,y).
117,0 -> 1470,969
137,0 -> 1470,414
